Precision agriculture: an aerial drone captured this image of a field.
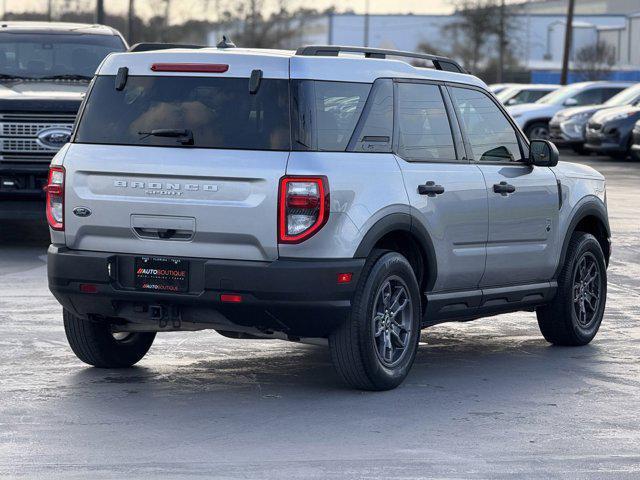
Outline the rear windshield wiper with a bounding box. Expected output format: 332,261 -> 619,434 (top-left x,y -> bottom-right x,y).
37,74 -> 93,81
138,129 -> 194,146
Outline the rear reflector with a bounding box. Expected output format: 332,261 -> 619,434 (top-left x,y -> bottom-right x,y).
337,273 -> 353,284
150,63 -> 229,73
79,284 -> 98,294
220,294 -> 243,303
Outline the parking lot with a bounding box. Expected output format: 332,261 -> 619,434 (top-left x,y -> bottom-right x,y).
0,152 -> 639,479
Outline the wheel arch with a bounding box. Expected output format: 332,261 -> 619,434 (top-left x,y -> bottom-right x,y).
556,200 -> 611,278
354,213 -> 437,293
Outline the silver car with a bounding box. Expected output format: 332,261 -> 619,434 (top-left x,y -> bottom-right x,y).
46,44 -> 611,390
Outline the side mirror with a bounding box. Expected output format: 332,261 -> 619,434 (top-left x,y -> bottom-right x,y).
506,98 -> 517,105
564,97 -> 578,106
529,139 -> 559,167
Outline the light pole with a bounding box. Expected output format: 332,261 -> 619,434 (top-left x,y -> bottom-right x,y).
560,0 -> 576,85
363,0 -> 370,47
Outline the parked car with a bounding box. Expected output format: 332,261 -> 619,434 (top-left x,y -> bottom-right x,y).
585,103 -> 640,159
47,44 -> 610,391
550,83 -> 640,154
0,22 -> 127,221
630,120 -> 640,161
496,83 -> 560,106
488,83 -> 518,94
507,81 -> 633,140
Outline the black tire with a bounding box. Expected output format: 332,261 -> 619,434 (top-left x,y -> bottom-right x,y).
525,121 -> 550,140
537,232 -> 607,346
571,144 -> 589,156
329,250 -> 421,391
63,309 -> 156,368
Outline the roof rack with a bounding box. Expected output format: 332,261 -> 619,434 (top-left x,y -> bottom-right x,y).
128,42 -> 207,53
295,45 -> 466,74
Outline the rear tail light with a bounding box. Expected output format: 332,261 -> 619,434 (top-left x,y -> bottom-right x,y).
44,166 -> 64,230
278,176 -> 329,244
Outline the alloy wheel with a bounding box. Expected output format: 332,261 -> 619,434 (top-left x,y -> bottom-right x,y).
372,276 -> 413,367
572,252 -> 602,327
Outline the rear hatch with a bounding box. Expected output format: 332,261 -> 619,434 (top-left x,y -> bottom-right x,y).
62,49 -> 291,261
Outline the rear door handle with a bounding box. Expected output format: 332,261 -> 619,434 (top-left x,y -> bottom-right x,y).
418,181 -> 445,197
493,181 -> 516,196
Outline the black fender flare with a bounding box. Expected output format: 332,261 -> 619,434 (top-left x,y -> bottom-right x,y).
353,212 -> 438,291
555,199 -> 611,278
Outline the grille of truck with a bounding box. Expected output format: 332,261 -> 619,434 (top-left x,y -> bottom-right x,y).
0,112 -> 76,163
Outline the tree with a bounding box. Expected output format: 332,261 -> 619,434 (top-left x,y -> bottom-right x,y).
441,0 -> 520,78
574,41 -> 617,81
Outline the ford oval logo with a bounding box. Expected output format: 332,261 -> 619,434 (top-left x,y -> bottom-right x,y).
73,206 -> 92,218
36,127 -> 72,150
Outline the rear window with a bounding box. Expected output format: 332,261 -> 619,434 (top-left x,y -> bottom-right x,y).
74,75 -> 291,150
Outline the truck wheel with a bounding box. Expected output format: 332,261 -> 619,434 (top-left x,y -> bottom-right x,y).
525,121 -> 550,140
63,309 -> 156,368
329,250 -> 421,391
537,232 -> 607,346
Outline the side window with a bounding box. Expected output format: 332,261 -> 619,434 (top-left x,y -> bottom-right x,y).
292,80 -> 371,152
449,86 -> 522,163
572,88 -> 603,106
396,82 -> 457,162
348,79 -> 393,153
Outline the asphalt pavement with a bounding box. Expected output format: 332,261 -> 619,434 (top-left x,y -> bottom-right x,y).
1,152 -> 639,479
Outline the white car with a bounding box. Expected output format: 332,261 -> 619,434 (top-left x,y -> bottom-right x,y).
507,81 -> 633,139
496,84 -> 560,106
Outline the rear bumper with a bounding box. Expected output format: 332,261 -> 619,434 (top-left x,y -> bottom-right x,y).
47,245 -> 365,337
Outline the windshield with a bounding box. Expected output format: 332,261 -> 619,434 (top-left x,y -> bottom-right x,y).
0,33 -> 125,80
536,84 -> 585,105
496,87 -> 518,102
603,84 -> 640,107
75,75 -> 291,150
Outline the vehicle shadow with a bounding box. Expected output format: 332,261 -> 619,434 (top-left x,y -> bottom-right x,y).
0,219 -> 50,247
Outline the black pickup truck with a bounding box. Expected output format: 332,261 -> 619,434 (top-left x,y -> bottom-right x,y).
0,22 -> 126,220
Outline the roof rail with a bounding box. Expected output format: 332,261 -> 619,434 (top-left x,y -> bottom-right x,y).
128,42 -> 207,53
295,45 -> 466,74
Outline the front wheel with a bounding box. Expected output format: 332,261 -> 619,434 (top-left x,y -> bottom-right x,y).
537,232 -> 607,346
329,251 -> 421,391
63,309 -> 156,368
525,121 -> 550,140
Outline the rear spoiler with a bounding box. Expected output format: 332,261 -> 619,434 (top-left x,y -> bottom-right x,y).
128,43 -> 207,53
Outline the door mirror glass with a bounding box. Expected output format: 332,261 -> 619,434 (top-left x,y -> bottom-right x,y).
529,139 -> 559,167
564,97 -> 578,106
506,98 -> 517,105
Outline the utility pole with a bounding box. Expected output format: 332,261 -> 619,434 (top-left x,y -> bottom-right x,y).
497,0 -> 505,83
96,0 -> 104,24
363,0 -> 370,47
560,0 -> 576,85
127,0 -> 134,44
47,0 -> 52,21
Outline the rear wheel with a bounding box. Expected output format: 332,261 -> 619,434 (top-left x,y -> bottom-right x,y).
525,121 -> 550,140
63,309 -> 156,367
537,232 -> 607,346
329,250 -> 421,391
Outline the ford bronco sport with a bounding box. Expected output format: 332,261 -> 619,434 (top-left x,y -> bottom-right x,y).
0,22 -> 126,220
47,44 -> 610,390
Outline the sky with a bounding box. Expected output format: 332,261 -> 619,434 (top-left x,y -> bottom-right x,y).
2,0 -> 481,23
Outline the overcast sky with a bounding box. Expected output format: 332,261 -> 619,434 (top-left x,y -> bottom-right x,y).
4,0 -> 485,23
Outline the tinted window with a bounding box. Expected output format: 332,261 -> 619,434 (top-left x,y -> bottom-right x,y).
292,80 -> 371,151
75,75 -> 290,150
348,79 -> 393,153
510,89 -> 554,105
396,83 -> 456,161
572,88 -> 603,106
450,87 -> 521,162
0,33 -> 125,79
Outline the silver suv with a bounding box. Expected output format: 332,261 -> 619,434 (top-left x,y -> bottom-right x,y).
47,44 -> 611,390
